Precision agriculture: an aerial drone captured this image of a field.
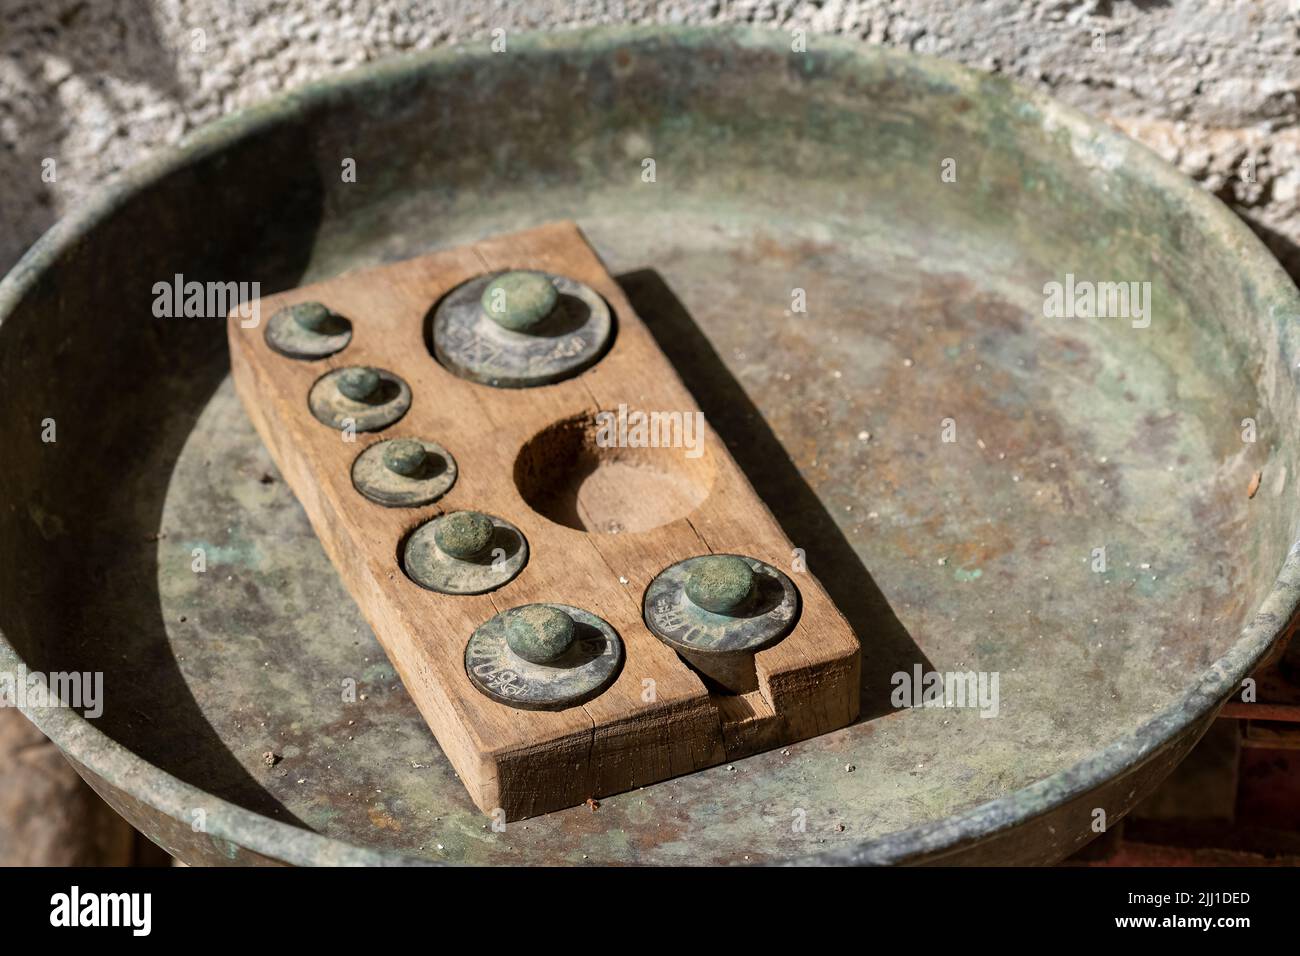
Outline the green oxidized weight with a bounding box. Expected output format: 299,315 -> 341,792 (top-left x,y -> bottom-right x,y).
433,511 -> 496,560
504,605 -> 575,664
382,438 -> 428,477
481,271 -> 558,332
685,554 -> 756,614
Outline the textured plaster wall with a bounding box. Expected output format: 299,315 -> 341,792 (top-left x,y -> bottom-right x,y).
1,0 -> 1299,275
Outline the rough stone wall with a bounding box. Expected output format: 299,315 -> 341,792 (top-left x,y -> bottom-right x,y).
2,0 -> 1298,276
0,705 -> 135,864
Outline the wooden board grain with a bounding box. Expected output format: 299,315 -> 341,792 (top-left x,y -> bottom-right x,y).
228,222 -> 860,819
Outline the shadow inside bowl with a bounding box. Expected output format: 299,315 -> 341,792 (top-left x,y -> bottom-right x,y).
618,269 -> 932,721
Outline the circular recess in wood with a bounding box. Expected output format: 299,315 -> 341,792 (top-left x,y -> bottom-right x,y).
513,411 -> 715,534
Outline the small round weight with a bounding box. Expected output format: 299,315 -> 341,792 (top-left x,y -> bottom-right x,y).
503,605 -> 575,664
402,511 -> 527,595
383,439 -> 428,477
465,604 -> 624,710
431,270 -> 613,388
351,438 -> 457,508
308,365 -> 411,432
481,271 -> 560,333
684,554 -> 757,615
337,367 -> 379,401
433,511 -> 495,560
265,301 -> 352,359
643,554 -> 800,656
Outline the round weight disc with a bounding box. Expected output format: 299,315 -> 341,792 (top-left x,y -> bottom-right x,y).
308,366 -> 411,432
643,554 -> 800,655
402,512 -> 528,595
264,302 -> 353,359
465,604 -> 624,710
350,438 -> 457,507
431,271 -> 613,388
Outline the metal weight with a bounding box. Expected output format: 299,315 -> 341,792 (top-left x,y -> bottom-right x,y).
643,554 -> 800,693
350,437 -> 457,507
402,511 -> 528,595
265,301 -> 353,359
431,270 -> 613,388
308,365 -> 412,432
465,604 -> 624,710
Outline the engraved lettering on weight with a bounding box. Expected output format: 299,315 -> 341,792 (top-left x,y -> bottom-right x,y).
472,660 -> 525,697
549,335 -> 588,360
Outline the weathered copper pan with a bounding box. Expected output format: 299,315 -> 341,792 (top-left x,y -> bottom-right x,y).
2,26 -> 1298,865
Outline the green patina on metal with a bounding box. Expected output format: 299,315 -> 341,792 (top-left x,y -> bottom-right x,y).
465,604 -> 624,710
382,438 -> 429,478
264,301 -> 352,360
292,302 -> 339,334
338,366 -> 380,402
503,605 -> 576,664
482,271 -> 560,332
433,511 -> 495,560
645,554 -> 800,694
403,511 -> 527,595
308,366 -> 411,432
1,26 -> 1299,866
684,554 -> 757,615
645,554 -> 799,655
432,270 -> 613,388
351,438 -> 457,508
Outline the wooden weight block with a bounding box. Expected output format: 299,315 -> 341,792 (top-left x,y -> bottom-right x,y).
227,221 -> 861,820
